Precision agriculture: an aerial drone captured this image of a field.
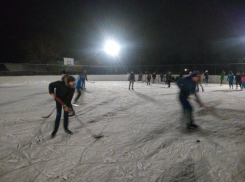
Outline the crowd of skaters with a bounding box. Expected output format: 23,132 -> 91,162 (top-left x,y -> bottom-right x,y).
48,68 -> 245,137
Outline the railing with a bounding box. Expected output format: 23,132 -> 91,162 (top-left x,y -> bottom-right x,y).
1,63 -> 245,76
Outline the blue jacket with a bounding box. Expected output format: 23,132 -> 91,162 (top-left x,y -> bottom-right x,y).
227,74 -> 234,83
75,75 -> 82,88
177,76 -> 200,102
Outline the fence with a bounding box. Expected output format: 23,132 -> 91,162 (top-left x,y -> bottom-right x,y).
1,63 -> 245,76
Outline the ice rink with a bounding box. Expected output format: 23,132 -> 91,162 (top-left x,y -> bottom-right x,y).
0,81 -> 245,182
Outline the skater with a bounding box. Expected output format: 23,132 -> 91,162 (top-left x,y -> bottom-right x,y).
241,72 -> 245,90
227,71 -> 234,89
220,70 -> 225,86
81,70 -> 88,89
196,72 -> 204,92
61,70 -> 68,81
74,74 -> 83,104
152,72 -> 156,83
235,71 -> 242,89
147,73 -> 151,85
166,71 -> 172,87
204,70 -> 209,85
177,71 -> 202,128
138,73 -> 142,81
160,72 -> 164,82
49,76 -> 76,137
128,70 -> 135,90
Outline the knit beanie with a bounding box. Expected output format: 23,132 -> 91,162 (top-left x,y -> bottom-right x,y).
61,70 -> 67,74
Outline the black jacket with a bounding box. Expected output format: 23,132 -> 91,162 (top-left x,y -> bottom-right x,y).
177,76 -> 200,102
128,73 -> 135,81
49,81 -> 75,106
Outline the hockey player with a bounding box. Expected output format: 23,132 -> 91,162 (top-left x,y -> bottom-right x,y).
235,71 -> 242,89
74,73 -> 83,104
166,72 -> 172,87
177,71 -> 202,128
204,70 -> 209,85
227,71 -> 234,89
81,70 -> 88,89
220,70 -> 225,86
152,72 -> 156,83
61,70 -> 68,81
196,72 -> 204,92
241,73 -> 245,90
147,73 -> 151,85
49,76 -> 76,138
128,70 -> 135,90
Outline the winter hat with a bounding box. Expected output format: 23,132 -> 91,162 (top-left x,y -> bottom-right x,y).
61,70 -> 67,74
190,71 -> 200,77
66,76 -> 76,83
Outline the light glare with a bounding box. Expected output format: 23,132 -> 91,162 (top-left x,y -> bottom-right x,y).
104,41 -> 120,56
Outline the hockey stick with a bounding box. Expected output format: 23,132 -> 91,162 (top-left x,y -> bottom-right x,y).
74,116 -> 104,139
193,99 -> 230,120
88,81 -> 95,83
54,96 -> 103,139
42,107 -> 56,118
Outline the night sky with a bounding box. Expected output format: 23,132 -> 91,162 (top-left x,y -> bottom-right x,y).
1,0 -> 245,65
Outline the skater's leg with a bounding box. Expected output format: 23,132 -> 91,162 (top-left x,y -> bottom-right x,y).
52,101 -> 62,137
74,88 -> 81,103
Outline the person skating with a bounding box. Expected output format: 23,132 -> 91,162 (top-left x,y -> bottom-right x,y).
81,70 -> 88,89
196,72 -> 204,92
204,70 -> 209,85
160,72 -> 164,82
147,73 -> 151,85
152,72 -> 156,83
128,70 -> 135,90
49,76 -> 76,138
235,71 -> 242,89
74,74 -> 83,104
138,73 -> 142,81
227,71 -> 234,89
177,71 -> 202,128
61,70 -> 68,81
166,71 -> 172,87
241,73 -> 245,90
220,70 -> 225,86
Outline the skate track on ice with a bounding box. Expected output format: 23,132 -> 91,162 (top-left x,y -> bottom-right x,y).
0,81 -> 245,181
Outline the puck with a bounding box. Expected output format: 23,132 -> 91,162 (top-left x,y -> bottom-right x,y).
196,140 -> 200,142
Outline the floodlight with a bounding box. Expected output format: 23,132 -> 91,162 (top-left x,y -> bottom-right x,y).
104,40 -> 120,56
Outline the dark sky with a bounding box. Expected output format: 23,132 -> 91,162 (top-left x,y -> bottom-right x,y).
1,0 -> 245,64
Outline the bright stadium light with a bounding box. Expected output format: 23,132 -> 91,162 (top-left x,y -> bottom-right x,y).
104,40 -> 120,56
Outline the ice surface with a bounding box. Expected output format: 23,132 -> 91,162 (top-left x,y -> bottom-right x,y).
0,81 -> 245,182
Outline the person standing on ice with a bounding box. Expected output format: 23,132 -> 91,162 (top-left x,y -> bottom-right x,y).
61,70 -> 68,81
74,74 -> 83,104
204,70 -> 209,85
81,70 -> 88,89
128,70 -> 135,90
138,72 -> 142,81
227,71 -> 234,89
235,71 -> 242,89
160,72 -> 164,82
241,72 -> 245,90
166,71 -> 172,87
196,72 -> 204,92
177,71 -> 202,128
147,73 -> 151,85
49,76 -> 76,138
152,72 -> 156,83
220,70 -> 225,86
